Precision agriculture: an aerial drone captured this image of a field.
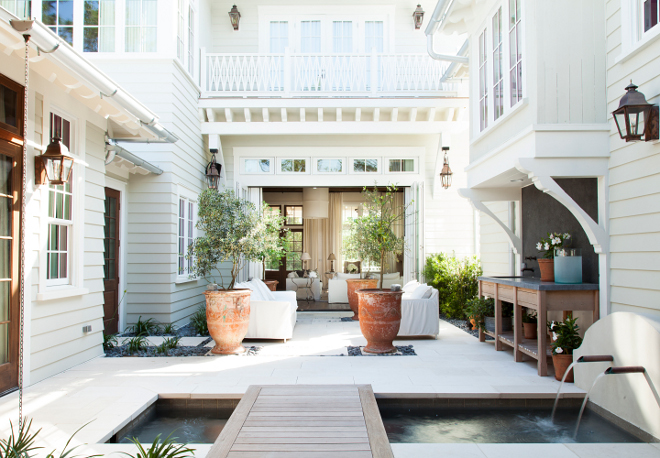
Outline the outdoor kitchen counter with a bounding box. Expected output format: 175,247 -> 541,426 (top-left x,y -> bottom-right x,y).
477,276 -> 599,377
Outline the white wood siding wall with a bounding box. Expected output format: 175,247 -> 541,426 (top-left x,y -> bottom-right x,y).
606,0 -> 660,321
478,202 -> 512,277
94,60 -> 208,326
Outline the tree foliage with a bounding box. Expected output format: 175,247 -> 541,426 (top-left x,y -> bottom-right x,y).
423,253 -> 482,319
188,189 -> 286,289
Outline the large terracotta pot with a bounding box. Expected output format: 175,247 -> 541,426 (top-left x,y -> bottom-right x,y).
346,278 -> 378,320
552,353 -> 574,382
538,259 -> 555,282
523,322 -> 538,339
356,289 -> 403,354
205,289 -> 251,354
264,280 -> 278,291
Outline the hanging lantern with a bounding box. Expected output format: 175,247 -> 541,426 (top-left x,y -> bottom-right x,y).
35,137 -> 74,185
440,146 -> 452,189
228,5 -> 241,30
413,4 -> 425,30
205,150 -> 222,189
612,81 -> 659,142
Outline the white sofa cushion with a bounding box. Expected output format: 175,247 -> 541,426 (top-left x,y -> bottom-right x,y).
402,280 -> 420,293
235,282 -> 265,301
251,278 -> 275,301
336,273 -> 361,280
410,283 -> 432,299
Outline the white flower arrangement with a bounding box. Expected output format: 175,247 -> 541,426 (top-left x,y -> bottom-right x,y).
536,232 -> 571,259
347,263 -> 358,274
555,347 -> 563,354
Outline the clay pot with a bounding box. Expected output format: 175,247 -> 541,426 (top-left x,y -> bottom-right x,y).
538,259 -> 555,282
346,278 -> 378,320
523,322 -> 537,339
469,317 -> 477,330
356,289 -> 403,354
205,289 -> 251,354
552,353 -> 574,382
264,280 -> 278,291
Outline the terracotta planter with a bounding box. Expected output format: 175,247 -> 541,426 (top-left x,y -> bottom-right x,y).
523,322 -> 538,339
356,289 -> 403,354
538,259 -> 555,282
469,317 -> 477,330
205,289 -> 251,354
552,353 -> 575,382
264,280 -> 278,291
346,278 -> 378,320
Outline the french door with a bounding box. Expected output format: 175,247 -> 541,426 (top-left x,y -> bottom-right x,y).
103,188 -> 120,334
0,139 -> 21,394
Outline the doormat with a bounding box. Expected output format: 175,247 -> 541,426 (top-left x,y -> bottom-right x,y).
347,345 -> 416,356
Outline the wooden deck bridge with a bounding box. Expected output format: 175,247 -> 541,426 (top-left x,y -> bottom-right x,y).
207,385 -> 394,458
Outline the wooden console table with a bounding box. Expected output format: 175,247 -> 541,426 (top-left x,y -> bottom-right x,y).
478,276 -> 599,376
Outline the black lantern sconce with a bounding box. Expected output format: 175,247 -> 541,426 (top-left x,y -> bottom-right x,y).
612,81 -> 659,142
440,146 -> 452,189
228,5 -> 241,30
35,137 -> 75,185
413,5 -> 425,29
205,149 -> 222,190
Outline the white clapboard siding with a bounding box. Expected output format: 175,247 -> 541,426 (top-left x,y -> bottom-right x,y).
479,202 -> 512,277
606,0 -> 660,320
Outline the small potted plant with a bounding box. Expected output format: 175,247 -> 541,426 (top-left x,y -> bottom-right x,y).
465,297 -> 513,333
522,309 -> 538,339
352,184 -> 410,353
188,189 -> 285,354
548,315 -> 583,382
536,232 -> 571,282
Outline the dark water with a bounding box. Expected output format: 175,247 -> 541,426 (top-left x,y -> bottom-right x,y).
117,408 -> 228,444
381,408 -> 643,444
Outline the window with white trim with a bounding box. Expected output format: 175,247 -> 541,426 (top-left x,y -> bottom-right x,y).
83,0 -> 115,52
333,21 -> 353,53
387,159 -> 414,173
279,158 -> 307,173
642,0 -> 659,33
509,0 -> 523,106
244,158 -> 273,174
300,20 -> 321,52
46,113 -> 73,286
187,5 -> 194,74
177,0 -> 184,61
316,158 -> 343,173
125,0 -> 157,52
177,193 -> 196,279
42,0 -> 74,45
2,1 -> 31,18
492,7 -> 503,121
352,158 -> 378,173
478,30 -> 488,131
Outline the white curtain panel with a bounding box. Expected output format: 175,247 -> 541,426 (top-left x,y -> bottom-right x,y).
0,1 -> 29,17
125,0 -> 156,52
301,20 -> 321,53
99,0 -> 115,52
333,21 -> 352,53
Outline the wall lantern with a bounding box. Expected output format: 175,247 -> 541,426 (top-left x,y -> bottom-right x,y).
205,149 -> 222,189
612,81 -> 659,142
228,5 -> 241,30
413,4 -> 425,29
35,137 -> 74,185
440,146 -> 452,189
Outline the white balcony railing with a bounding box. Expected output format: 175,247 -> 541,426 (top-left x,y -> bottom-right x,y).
201,50 -> 457,97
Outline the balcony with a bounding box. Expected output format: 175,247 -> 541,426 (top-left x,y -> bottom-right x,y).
201,50 -> 458,97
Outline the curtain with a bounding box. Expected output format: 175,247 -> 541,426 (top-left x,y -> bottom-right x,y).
385,191 -> 404,275
99,0 -> 115,52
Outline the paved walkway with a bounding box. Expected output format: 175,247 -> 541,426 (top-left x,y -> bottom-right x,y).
0,313 -> 657,458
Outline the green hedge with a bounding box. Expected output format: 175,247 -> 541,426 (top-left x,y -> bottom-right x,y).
423,253 -> 482,319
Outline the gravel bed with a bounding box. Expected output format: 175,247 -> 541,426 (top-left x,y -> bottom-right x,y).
440,314 -> 495,340
117,323 -> 207,338
347,345 -> 416,356
104,343 -> 263,358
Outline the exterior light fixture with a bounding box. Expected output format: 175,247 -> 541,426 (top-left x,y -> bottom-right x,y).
612,81 -> 659,142
35,137 -> 74,185
205,149 -> 222,189
440,146 -> 452,189
413,4 -> 425,29
228,5 -> 241,30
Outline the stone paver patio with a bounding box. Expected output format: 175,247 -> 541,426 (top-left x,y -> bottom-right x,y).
1,312 -> 658,458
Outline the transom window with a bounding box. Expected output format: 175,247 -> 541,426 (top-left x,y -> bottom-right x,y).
352,158 -> 378,173
43,0 -> 74,45
316,158 -> 343,173
280,159 -> 306,173
244,159 -> 272,174
125,0 -> 157,52
643,0 -> 659,32
388,159 -> 414,173
83,0 -> 115,52
285,205 -> 303,225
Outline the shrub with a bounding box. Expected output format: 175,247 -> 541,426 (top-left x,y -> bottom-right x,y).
122,433 -> 194,458
190,305 -> 208,336
464,297 -> 494,332
126,336 -> 148,354
162,323 -> 177,335
423,253 -> 482,319
103,334 -> 118,351
131,316 -> 160,336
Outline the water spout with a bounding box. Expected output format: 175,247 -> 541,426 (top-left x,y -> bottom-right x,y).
574,366 -> 660,439
551,355 -> 613,423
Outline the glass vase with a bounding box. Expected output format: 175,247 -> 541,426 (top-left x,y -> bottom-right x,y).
554,248 -> 582,284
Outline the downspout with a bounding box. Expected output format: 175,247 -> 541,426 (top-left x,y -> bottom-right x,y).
441,39 -> 469,82
425,0 -> 469,65
105,143 -> 163,175
8,17 -> 178,144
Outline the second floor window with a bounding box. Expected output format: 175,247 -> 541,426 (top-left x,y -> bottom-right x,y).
492,7 -> 503,121
333,21 -> 353,53
177,0 -> 184,60
509,0 -> 523,106
2,1 -> 30,17
125,0 -> 157,52
43,0 -> 74,45
643,0 -> 659,32
269,21 -> 288,53
478,30 -> 488,131
301,20 -> 321,53
188,6 -> 194,73
83,0 -> 115,52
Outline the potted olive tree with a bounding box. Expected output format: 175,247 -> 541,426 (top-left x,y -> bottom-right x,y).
188,188 -> 285,354
353,185 -> 409,353
343,216 -> 380,321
